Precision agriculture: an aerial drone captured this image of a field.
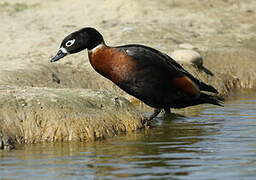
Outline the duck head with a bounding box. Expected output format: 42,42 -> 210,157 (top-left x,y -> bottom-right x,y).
50,27 -> 104,62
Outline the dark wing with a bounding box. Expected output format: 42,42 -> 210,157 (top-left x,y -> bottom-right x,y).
116,44 -> 199,97
117,44 -> 218,94
160,51 -> 218,94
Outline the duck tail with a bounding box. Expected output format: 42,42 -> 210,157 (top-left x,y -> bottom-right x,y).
199,82 -> 219,94
198,93 -> 224,106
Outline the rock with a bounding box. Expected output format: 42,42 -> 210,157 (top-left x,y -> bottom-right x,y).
178,43 -> 195,50
122,26 -> 135,32
170,49 -> 203,67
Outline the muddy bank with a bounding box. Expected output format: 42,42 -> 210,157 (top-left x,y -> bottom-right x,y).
1,48 -> 251,150
0,0 -> 256,149
0,86 -> 143,150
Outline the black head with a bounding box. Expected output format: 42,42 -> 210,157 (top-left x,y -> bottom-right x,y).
50,27 -> 104,62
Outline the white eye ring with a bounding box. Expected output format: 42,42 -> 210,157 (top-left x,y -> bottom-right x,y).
65,39 -> 75,47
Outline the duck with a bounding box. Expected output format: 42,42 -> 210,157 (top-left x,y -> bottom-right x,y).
50,27 -> 222,120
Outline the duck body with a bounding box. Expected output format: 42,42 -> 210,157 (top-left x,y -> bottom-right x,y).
88,43 -> 220,110
50,27 -> 222,120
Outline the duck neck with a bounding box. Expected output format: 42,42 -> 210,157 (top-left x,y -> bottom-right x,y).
88,42 -> 106,53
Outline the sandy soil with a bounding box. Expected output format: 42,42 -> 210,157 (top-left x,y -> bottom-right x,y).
0,0 -> 255,91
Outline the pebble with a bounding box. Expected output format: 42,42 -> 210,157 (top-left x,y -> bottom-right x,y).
122,27 -> 135,32
178,43 -> 195,50
170,49 -> 203,67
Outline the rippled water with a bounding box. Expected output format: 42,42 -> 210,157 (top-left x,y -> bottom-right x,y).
1,92 -> 256,180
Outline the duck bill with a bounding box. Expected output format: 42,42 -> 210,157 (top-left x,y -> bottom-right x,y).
50,48 -> 68,62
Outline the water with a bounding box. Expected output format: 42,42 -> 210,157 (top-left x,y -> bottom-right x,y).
1,92 -> 256,180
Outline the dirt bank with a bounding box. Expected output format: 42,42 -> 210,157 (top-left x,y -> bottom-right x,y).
0,86 -> 143,150
0,0 -> 256,149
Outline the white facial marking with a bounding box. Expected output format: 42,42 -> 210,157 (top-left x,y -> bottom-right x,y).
65,39 -> 76,47
88,43 -> 104,53
59,47 -> 69,54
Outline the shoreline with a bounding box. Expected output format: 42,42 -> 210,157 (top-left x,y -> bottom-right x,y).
1,0 -> 256,149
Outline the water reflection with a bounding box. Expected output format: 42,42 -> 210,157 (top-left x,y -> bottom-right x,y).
1,92 -> 256,179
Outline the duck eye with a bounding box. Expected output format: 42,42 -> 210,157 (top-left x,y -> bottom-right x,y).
65,39 -> 75,47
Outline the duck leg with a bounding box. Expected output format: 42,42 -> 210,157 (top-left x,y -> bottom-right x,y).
164,108 -> 171,114
147,108 -> 161,121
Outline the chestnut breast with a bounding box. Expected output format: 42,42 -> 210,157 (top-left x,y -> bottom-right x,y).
88,46 -> 136,84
